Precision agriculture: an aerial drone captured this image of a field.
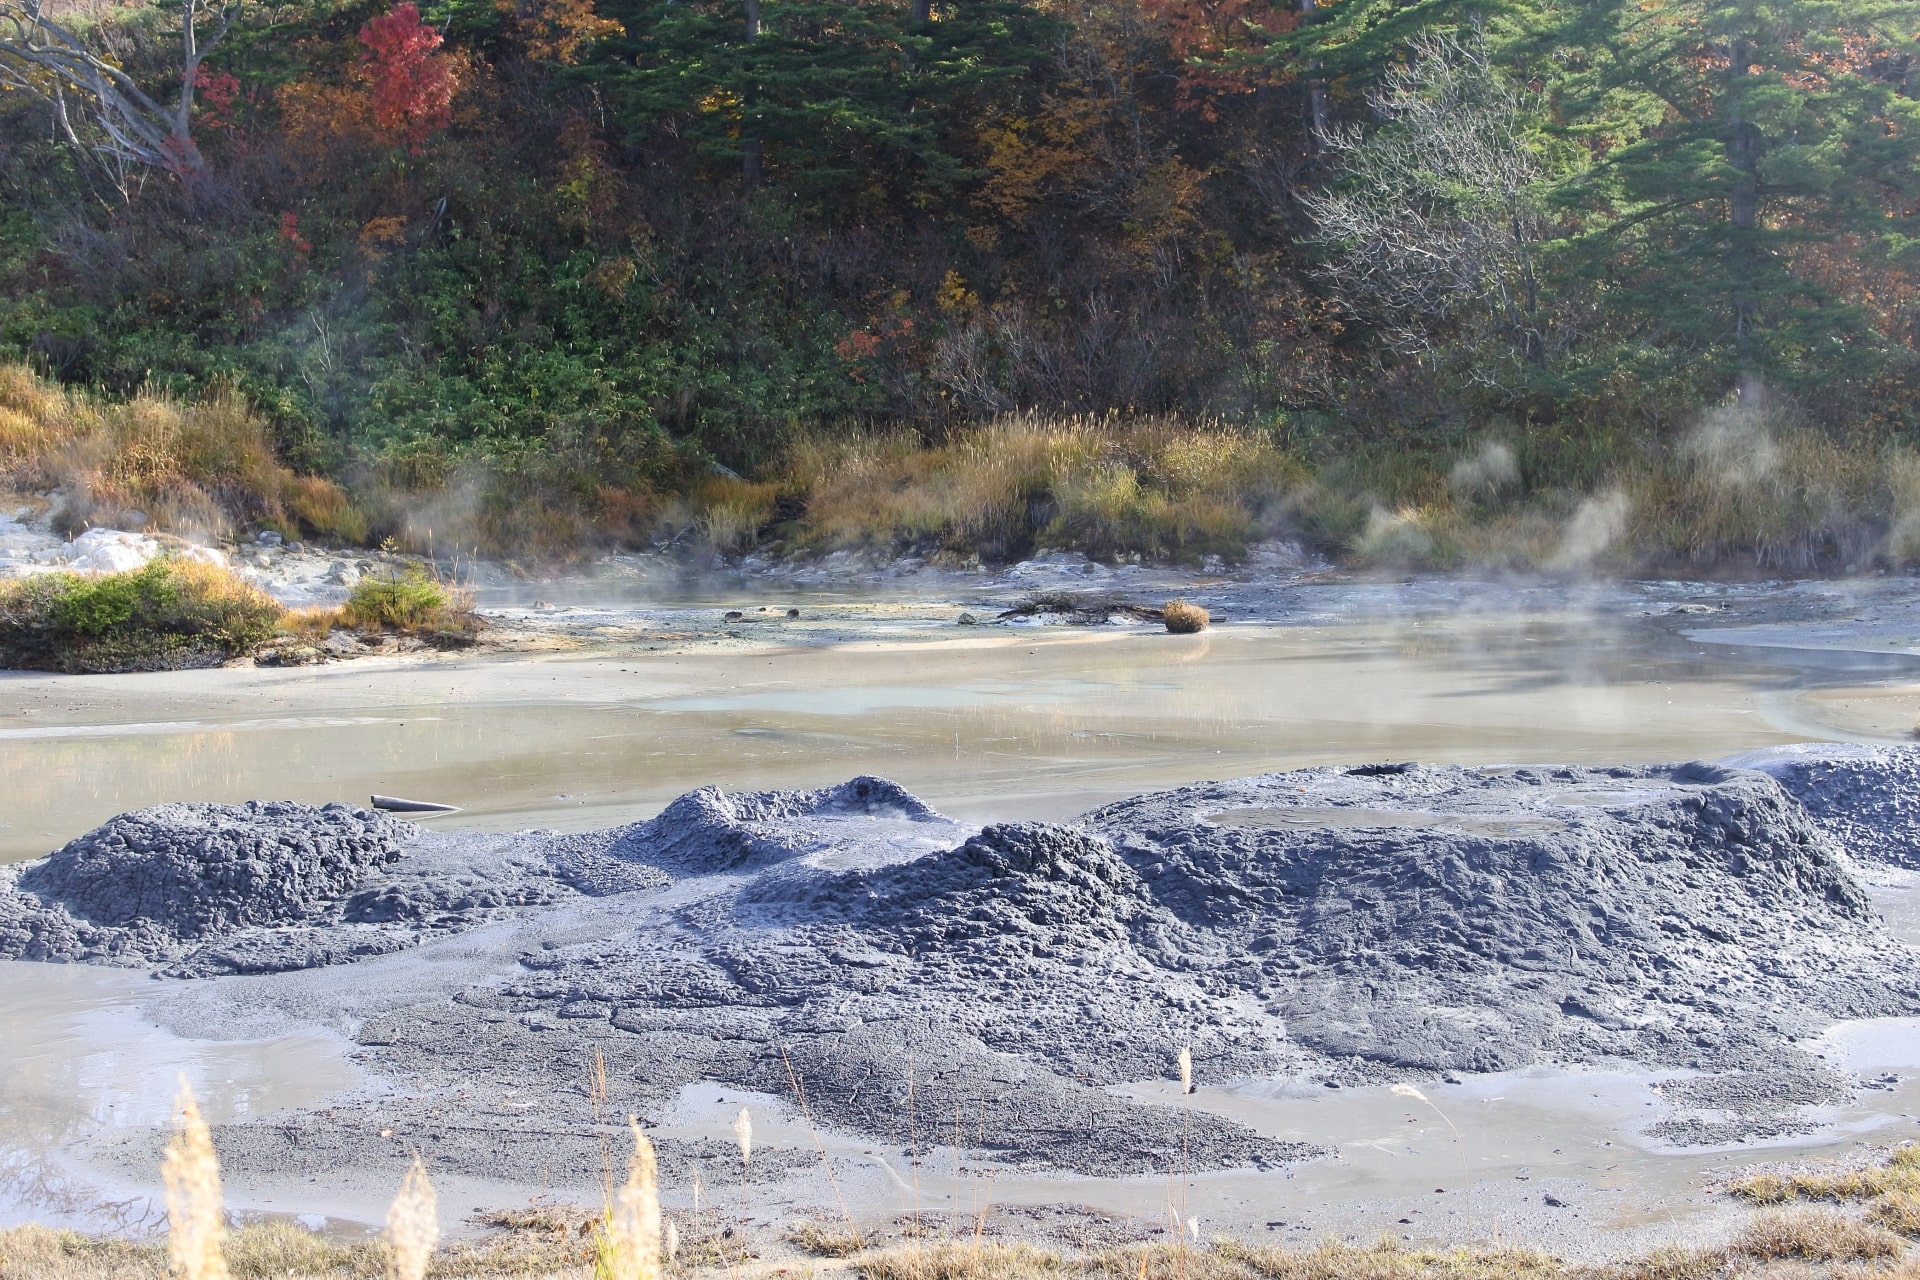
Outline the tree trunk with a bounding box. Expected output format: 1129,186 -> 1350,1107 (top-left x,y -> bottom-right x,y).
742,0 -> 761,186
910,0 -> 929,23
1726,34 -> 1760,353
1300,0 -> 1326,144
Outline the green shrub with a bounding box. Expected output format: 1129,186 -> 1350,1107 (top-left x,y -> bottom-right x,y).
344,566 -> 466,633
0,557 -> 284,673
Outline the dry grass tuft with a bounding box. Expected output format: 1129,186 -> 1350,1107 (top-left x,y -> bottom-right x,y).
788,1219 -> 867,1258
0,1225 -> 169,1280
0,364 -> 364,543
1870,1190 -> 1920,1236
280,605 -> 348,641
161,1079 -> 230,1280
1734,1207 -> 1904,1261
386,1156 -> 438,1280
1730,1147 -> 1920,1206
1163,601 -> 1209,634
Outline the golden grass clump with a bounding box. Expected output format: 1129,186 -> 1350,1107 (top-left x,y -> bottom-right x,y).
161,1079 -> 230,1280
0,363 -> 364,543
1733,1207 -> 1904,1262
775,414 -> 1299,564
1163,600 -> 1209,634
280,605 -> 348,640
1730,1146 -> 1920,1205
788,1219 -> 867,1258
603,1120 -> 662,1280
1870,1189 -> 1920,1236
386,1156 -> 438,1280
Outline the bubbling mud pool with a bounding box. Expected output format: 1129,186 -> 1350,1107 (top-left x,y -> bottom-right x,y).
10,575 -> 1920,1255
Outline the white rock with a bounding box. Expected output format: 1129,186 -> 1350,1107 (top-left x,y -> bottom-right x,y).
63,528 -> 158,573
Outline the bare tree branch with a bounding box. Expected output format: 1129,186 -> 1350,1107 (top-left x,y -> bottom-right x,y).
0,0 -> 241,178
1304,30 -> 1557,373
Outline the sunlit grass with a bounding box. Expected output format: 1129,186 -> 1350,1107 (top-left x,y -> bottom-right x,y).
0,364 -> 365,544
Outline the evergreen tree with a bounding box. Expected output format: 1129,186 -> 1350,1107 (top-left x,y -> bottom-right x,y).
1525,0 -> 1920,393
590,0 -> 1056,204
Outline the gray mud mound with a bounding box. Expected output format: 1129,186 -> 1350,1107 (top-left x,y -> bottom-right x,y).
422,821 -> 1320,1182
1076,760 -> 1919,1142
1722,743 -> 1920,868
0,804 -> 568,974
603,774 -> 959,873
24,801 -> 410,936
20,758 -> 1920,1192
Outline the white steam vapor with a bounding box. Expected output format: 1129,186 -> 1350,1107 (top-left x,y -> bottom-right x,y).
1680,377 -> 1777,491
1448,440 -> 1518,498
1549,489 -> 1631,571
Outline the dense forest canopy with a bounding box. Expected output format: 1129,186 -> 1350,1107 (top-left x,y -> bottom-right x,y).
0,0 -> 1917,561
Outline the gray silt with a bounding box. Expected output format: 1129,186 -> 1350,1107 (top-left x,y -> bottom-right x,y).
9,759 -> 1920,1193
1722,742 -> 1920,869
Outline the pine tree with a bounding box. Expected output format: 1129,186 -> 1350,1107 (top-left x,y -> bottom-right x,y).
1523,0 -> 1920,393
591,0 -> 1055,203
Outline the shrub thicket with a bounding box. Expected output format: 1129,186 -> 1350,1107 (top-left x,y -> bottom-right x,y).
0,557 -> 284,673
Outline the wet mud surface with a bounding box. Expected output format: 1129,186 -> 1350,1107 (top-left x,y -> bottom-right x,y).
7,748 -> 1920,1230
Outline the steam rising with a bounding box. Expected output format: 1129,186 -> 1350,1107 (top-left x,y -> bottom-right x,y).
1549,490 -> 1630,571
1449,440 -> 1518,498
1681,378 -> 1777,491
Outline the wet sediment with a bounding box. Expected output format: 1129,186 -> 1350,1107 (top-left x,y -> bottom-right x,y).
3,750 -> 1918,1187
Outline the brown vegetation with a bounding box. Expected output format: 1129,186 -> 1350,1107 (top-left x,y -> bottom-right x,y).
1163,600 -> 1209,633
0,365 -> 364,544
772,415 -> 1299,565
5,365 -> 1920,577
19,1210 -> 1920,1280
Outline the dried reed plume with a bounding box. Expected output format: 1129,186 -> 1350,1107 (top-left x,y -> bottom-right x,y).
1176,1047 -> 1193,1095
162,1078 -> 230,1280
606,1119 -> 662,1280
733,1105 -> 754,1252
664,1218 -> 680,1264
385,1155 -> 438,1280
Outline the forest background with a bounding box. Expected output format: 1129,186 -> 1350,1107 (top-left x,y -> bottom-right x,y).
1,0 -> 1918,571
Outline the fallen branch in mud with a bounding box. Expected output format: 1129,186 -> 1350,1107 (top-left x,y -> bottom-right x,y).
994,592 -> 1169,625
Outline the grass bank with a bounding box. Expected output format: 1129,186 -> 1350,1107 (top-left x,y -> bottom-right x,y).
0,365 -> 363,543
9,363 -> 1920,576
6,1210 -> 1919,1280
0,556 -> 282,673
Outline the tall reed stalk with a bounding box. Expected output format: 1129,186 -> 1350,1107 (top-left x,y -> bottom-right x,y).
605,1120 -> 662,1280
385,1156 -> 438,1280
162,1079 -> 229,1280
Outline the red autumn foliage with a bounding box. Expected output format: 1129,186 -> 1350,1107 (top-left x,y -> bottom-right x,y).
193,66 -> 241,130
278,211 -> 311,256
358,3 -> 456,149
1140,0 -> 1292,113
